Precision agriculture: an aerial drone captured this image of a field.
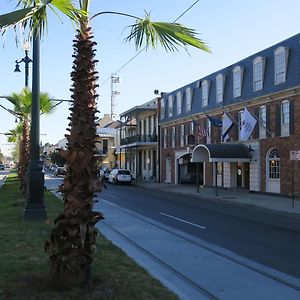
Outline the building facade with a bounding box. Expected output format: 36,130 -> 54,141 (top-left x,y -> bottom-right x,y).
119,98 -> 159,181
159,33 -> 300,197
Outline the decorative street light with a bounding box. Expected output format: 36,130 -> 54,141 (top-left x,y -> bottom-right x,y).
14,41 -> 33,88
24,32 -> 47,220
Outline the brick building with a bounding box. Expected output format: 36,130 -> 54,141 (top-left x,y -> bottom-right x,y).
159,33 -> 300,197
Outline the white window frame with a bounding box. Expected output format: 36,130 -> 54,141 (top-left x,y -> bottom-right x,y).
281,100 -> 290,136
168,95 -> 173,117
267,148 -> 280,179
253,56 -> 264,91
190,121 -> 194,135
259,105 -> 267,139
202,80 -> 209,107
171,126 -> 176,148
233,66 -> 243,98
176,92 -> 182,115
180,124 -> 185,147
274,46 -> 288,85
186,87 -> 192,111
160,99 -> 165,119
216,74 -> 224,103
163,128 -> 167,148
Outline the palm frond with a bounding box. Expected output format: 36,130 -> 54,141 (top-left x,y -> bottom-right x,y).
125,12 -> 210,53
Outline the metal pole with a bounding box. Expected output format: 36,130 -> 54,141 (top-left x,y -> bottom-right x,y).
24,30 -> 47,220
24,50 -> 30,87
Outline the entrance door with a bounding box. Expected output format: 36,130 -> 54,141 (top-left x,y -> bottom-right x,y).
266,148 -> 280,193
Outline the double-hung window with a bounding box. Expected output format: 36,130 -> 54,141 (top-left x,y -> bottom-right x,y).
216,74 -> 224,103
186,87 -> 192,111
180,124 -> 185,147
233,66 -> 243,98
163,128 -> 167,148
202,80 -> 209,107
168,95 -> 173,117
274,46 -> 288,85
176,92 -> 182,115
259,105 -> 267,139
171,126 -> 176,148
281,100 -> 290,136
160,99 -> 165,120
253,57 -> 264,91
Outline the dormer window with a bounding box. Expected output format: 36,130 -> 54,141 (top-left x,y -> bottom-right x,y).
216,74 -> 224,103
185,87 -> 192,111
176,91 -> 182,115
233,66 -> 243,98
253,56 -> 264,91
202,80 -> 209,107
168,95 -> 173,117
160,99 -> 165,119
274,46 -> 289,85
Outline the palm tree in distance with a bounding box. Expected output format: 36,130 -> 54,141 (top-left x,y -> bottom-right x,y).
7,88 -> 53,193
0,0 -> 210,287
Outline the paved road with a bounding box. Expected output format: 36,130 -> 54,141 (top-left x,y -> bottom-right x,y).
98,183 -> 300,280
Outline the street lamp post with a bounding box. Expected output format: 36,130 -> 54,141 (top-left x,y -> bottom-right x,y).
14,41 -> 33,88
24,31 -> 47,220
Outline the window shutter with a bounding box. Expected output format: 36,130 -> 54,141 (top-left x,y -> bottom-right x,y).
234,112 -> 239,140
275,103 -> 281,137
289,99 -> 294,135
266,105 -> 271,137
253,107 -> 259,139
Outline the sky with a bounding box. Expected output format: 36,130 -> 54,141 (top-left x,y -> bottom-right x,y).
1,0 -> 300,157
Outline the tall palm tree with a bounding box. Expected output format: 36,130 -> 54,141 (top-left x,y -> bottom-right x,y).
0,0 -> 210,287
7,88 -> 54,192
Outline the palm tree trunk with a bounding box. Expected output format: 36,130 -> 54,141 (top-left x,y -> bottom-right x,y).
19,117 -> 30,194
45,21 -> 104,288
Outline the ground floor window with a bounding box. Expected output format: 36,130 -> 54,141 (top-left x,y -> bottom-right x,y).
268,148 -> 280,179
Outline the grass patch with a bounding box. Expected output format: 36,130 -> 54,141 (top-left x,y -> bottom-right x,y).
0,174 -> 178,299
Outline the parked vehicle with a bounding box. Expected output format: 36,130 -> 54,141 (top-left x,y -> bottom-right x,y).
108,169 -> 132,184
54,166 -> 66,177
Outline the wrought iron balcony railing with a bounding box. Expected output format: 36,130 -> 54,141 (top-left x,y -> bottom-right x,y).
121,134 -> 157,145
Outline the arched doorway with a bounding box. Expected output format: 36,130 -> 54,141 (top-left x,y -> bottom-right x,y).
266,148 -> 280,193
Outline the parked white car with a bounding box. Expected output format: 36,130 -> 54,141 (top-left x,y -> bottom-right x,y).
108,169 -> 132,184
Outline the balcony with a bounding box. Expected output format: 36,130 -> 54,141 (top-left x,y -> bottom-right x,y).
121,134 -> 157,145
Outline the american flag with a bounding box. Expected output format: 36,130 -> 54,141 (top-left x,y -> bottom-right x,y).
197,124 -> 208,137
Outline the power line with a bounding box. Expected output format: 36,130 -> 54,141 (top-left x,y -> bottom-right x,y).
100,0 -> 200,87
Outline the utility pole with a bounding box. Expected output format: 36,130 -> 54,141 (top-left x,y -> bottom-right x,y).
110,74 -> 120,120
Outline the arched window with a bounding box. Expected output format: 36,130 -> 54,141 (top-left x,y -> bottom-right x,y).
274,46 -> 288,85
253,56 -> 264,91
233,66 -> 243,98
267,148 -> 280,179
176,92 -> 182,115
202,80 -> 209,107
216,74 -> 224,103
186,87 -> 192,111
168,95 -> 173,117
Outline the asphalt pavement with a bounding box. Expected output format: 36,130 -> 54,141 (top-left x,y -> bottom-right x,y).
96,181 -> 300,300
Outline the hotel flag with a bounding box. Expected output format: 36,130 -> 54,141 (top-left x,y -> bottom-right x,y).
222,112 -> 234,142
206,114 -> 222,127
240,107 -> 257,140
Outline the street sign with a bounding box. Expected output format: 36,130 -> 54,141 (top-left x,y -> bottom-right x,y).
290,150 -> 300,160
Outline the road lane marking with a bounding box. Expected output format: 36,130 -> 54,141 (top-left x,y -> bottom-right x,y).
160,212 -> 206,229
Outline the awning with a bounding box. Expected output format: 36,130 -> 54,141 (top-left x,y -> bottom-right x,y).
191,143 -> 252,163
